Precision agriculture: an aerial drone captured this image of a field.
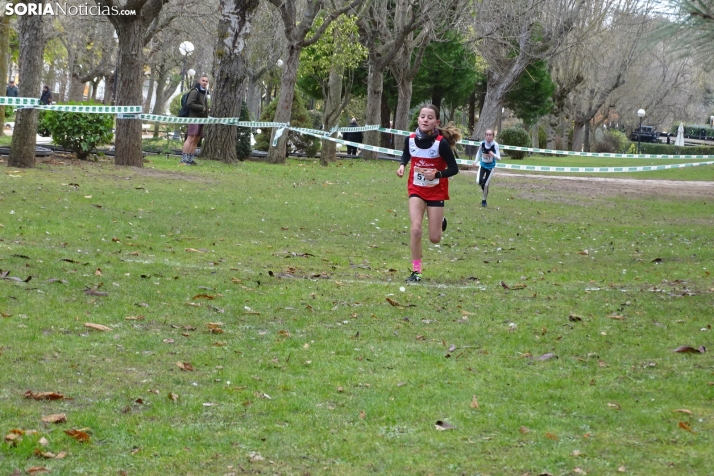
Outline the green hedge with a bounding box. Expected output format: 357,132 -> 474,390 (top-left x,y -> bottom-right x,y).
638,143 -> 714,155
498,126 -> 531,159
39,101 -> 114,160
669,124 -> 714,138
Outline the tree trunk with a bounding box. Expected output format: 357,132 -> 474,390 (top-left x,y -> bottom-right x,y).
473,68 -> 523,140
9,10 -> 44,168
0,13 -> 10,136
69,76 -> 86,101
380,91 -> 390,149
320,66 -> 344,166
531,123 -> 539,148
363,59 -> 383,160
546,113 -> 558,149
203,0 -> 260,164
246,76 -> 261,120
572,120 -> 585,152
266,43 -> 300,164
467,89 -> 476,134
102,74 -> 114,104
393,78 -> 412,152
583,121 -> 591,152
152,68 -> 169,138
113,21 -> 146,167
144,70 -> 155,113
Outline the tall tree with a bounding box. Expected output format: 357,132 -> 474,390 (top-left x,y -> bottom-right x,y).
264,0 -> 362,164
8,4 -> 44,168
0,12 -> 10,135
95,0 -> 170,167
201,0 -> 261,163
359,0 -> 430,158
469,0 -> 582,140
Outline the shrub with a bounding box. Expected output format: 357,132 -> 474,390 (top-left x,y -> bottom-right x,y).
169,94 -> 182,117
595,130 -> 629,153
236,100 -> 252,161
498,126 -> 531,159
254,93 -> 320,157
637,143 -> 714,155
41,101 -> 114,160
669,123 -> 714,139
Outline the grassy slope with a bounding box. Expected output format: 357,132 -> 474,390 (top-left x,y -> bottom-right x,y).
0,156 -> 712,475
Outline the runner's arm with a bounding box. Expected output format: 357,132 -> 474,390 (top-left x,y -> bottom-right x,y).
400,141 -> 411,166
437,141 -> 459,178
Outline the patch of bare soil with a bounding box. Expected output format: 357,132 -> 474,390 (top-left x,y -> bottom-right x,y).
462,170 -> 714,200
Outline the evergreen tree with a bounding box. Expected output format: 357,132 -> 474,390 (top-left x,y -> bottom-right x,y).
236,101 -> 252,161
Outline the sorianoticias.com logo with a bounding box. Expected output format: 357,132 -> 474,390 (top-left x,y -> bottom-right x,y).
4,3 -> 136,16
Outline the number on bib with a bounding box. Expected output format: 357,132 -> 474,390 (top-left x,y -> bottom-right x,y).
413,168 -> 439,187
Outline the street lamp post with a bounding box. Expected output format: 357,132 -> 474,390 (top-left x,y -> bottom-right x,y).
637,108 -> 646,154
173,41 -> 195,140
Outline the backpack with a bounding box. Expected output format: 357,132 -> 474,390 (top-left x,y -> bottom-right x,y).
177,89 -> 194,117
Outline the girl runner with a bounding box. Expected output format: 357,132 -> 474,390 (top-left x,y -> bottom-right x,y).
396,105 -> 461,283
476,129 -> 500,207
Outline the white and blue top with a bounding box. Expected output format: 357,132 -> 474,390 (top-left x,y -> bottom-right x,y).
476,140 -> 500,170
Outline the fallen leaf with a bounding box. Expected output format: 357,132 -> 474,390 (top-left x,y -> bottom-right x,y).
608,313 -> 624,320
41,414 -> 67,424
470,395 -> 480,409
359,410 -> 366,420
578,250 -> 589,256
573,468 -> 587,475
25,467 -> 50,475
168,393 -> 179,402
568,314 -> 583,322
435,420 -> 456,431
34,448 -> 66,459
545,432 -> 558,440
38,437 -> 49,447
176,362 -> 194,371
124,315 -> 144,321
572,450 -> 583,456
617,466 -> 626,473
535,353 -> 558,361
192,294 -> 215,300
396,382 -> 407,387
83,286 -> 108,296
672,409 -> 693,415
386,297 -> 401,306
163,338 -> 175,344
678,421 -> 694,432
24,391 -> 67,401
278,330 -> 291,337
64,429 -> 90,443
185,248 -> 204,253
500,281 -> 510,289
94,268 -> 102,276
519,426 -> 531,434
673,345 -> 706,354
607,402 -> 621,410
84,323 -> 112,332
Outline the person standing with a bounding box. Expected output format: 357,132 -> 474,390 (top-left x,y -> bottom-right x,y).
39,85 -> 53,105
6,80 -> 18,97
180,74 -> 209,166
396,105 -> 461,283
475,129 -> 500,207
342,117 -> 363,155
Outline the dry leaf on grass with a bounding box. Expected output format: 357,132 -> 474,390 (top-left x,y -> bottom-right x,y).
24,391 -> 67,401
176,362 -> 194,371
568,314 -> 583,322
535,353 -> 558,361
573,468 -> 587,475
125,315 -> 144,321
34,449 -> 67,459
434,420 -> 456,431
83,286 -> 108,296
25,467 -> 50,475
192,294 -> 215,300
84,323 -> 112,332
673,345 -> 706,354
64,429 -> 90,443
545,432 -> 558,440
359,410 -> 366,420
607,402 -> 621,410
470,396 -> 480,409
678,421 -> 694,432
519,426 -> 531,434
673,408 -> 692,415
168,393 -> 179,402
617,466 -> 627,473
41,414 -> 67,424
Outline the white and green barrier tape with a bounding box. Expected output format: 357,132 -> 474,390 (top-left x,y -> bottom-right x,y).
4,95 -> 713,171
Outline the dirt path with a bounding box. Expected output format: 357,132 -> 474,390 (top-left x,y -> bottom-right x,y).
462,170 -> 714,199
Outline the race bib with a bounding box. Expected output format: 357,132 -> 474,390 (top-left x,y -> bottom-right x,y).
413,167 -> 439,187
481,154 -> 494,164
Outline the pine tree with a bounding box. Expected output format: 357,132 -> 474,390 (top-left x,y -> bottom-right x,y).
236,101 -> 252,161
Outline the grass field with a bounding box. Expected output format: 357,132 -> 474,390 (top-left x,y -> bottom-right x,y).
0,156 -> 712,475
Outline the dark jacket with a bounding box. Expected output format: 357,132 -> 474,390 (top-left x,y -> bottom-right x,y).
6,85 -> 18,97
342,122 -> 363,143
40,89 -> 53,105
186,87 -> 209,118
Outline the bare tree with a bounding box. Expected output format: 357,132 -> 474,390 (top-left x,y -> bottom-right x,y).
201,0 -> 262,163
263,0 -> 362,164
469,0 -> 582,141
359,0 -> 431,158
95,0 -> 170,167
8,6 -> 44,168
